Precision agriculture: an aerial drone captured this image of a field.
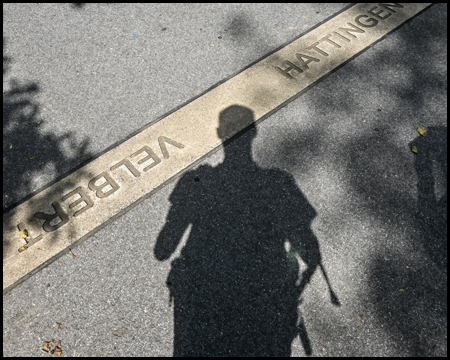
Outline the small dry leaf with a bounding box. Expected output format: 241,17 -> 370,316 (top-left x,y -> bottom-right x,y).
56,323 -> 62,330
57,340 -> 61,346
54,347 -> 62,356
417,127 -> 427,136
19,229 -> 28,239
29,157 -> 35,160
69,249 -> 76,258
411,145 -> 418,154
18,245 -> 28,253
43,339 -> 57,351
399,288 -> 404,292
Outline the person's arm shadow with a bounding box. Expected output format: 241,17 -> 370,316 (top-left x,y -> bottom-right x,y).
154,175 -> 191,261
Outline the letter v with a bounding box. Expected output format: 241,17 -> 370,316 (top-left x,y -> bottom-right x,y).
158,136 -> 185,159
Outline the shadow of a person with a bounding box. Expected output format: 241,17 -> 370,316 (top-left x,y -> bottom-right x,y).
410,127 -> 447,271
154,105 -> 338,356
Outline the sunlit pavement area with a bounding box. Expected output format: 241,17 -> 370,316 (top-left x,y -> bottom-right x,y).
3,3 -> 447,356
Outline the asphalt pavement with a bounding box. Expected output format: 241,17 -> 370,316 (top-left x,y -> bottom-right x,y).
3,3 -> 447,357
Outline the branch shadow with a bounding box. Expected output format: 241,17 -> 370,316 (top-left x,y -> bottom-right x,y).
3,37 -> 93,210
3,36 -> 97,289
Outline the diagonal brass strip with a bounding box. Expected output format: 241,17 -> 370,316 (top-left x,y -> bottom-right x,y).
3,3 -> 432,292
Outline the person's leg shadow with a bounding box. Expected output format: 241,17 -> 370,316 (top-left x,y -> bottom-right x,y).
154,105 -> 340,356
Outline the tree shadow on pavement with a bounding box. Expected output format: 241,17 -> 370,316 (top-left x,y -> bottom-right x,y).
3,37 -> 98,289
371,127 -> 447,356
3,37 -> 92,210
154,105 -> 340,356
286,3 -> 447,356
365,6 -> 447,356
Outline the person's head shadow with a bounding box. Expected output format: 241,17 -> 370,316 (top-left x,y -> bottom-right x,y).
154,105 -> 339,356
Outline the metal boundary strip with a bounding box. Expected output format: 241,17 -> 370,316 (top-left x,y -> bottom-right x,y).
3,3 -> 433,293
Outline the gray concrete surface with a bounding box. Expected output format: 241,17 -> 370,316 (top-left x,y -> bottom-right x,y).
3,3 -> 447,357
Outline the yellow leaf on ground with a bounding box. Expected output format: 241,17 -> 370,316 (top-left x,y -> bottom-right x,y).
43,341 -> 52,351
54,347 -> 62,356
19,229 -> 28,239
18,245 -> 28,253
411,145 -> 418,154
417,127 -> 427,136
43,339 -> 57,352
